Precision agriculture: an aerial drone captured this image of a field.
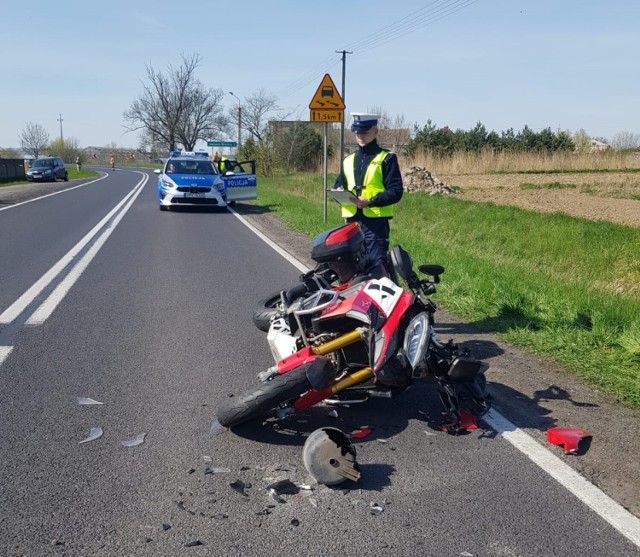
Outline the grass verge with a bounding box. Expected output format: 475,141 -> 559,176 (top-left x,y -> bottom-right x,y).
257,173 -> 640,408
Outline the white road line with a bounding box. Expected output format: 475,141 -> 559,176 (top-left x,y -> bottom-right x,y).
231,209 -> 640,549
228,207 -> 308,272
0,174 -> 147,326
0,174 -> 109,212
26,174 -> 148,325
0,346 -> 13,366
485,409 -> 640,547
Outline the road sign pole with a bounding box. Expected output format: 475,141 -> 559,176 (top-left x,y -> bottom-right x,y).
323,123 -> 328,223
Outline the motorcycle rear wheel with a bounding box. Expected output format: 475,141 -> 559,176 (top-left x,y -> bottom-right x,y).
252,290 -> 282,333
217,368 -> 311,428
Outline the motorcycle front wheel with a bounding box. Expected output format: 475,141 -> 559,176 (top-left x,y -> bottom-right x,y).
217,367 -> 311,428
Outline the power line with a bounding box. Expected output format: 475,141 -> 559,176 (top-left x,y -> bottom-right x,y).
275,0 -> 481,102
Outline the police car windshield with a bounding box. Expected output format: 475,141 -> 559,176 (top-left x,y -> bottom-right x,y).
167,160 -> 216,175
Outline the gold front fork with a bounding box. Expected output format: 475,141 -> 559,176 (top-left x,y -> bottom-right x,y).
311,327 -> 375,393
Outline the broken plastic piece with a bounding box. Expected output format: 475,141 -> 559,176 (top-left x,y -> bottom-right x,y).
209,420 -> 223,435
230,480 -> 248,496
76,397 -> 104,405
351,428 -> 372,439
205,467 -> 231,475
268,488 -> 286,504
266,479 -> 299,495
290,518 -> 300,528
370,502 -> 384,515
439,411 -> 479,433
546,427 -> 592,454
328,409 -> 339,418
79,427 -> 103,444
121,433 -> 146,447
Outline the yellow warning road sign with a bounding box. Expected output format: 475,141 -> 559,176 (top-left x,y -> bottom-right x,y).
309,74 -> 345,110
310,109 -> 344,123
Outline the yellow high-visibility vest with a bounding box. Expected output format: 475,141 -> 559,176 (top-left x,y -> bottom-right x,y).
341,151 -> 393,218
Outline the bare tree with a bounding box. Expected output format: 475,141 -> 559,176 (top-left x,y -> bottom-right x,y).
240,89 -> 286,143
178,86 -> 229,151
611,131 -> 640,151
124,53 -> 227,152
20,122 -> 50,158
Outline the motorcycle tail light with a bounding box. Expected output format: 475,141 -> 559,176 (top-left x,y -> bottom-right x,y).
403,312 -> 430,369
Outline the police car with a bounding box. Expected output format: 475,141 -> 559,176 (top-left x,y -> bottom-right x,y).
155,151 -> 226,211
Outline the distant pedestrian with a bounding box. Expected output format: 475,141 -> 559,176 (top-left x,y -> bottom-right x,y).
75,156 -> 82,172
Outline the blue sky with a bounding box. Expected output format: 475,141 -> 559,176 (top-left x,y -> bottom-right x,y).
1,0 -> 638,149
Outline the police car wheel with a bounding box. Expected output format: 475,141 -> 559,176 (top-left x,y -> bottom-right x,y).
159,205 -> 168,211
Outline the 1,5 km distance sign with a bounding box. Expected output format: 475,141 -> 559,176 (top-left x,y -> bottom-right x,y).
309,74 -> 345,123
310,110 -> 344,122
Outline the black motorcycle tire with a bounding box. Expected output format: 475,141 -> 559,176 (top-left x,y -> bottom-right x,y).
252,290 -> 283,333
217,367 -> 311,428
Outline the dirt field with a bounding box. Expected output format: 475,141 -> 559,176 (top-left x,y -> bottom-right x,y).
440,171 -> 640,228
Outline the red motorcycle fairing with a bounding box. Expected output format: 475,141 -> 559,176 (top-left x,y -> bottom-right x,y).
317,277 -> 405,327
275,346 -> 319,375
373,292 -> 414,373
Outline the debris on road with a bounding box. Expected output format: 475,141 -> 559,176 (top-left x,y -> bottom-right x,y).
79,427 -> 103,444
546,426 -> 592,454
121,433 -> 146,447
76,397 -> 104,405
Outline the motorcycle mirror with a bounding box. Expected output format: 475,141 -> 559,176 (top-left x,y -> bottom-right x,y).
418,264 -> 445,283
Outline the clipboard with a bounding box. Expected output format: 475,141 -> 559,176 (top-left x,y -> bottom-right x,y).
327,189 -> 358,205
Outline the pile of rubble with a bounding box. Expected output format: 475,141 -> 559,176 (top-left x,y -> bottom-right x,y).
402,166 -> 457,195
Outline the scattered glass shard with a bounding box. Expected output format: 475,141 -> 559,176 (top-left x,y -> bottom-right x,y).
460,552 -> 474,557
230,480 -> 248,496
351,428 -> 372,439
76,397 -> 103,405
210,420 -> 223,435
424,430 -> 436,436
203,456 -> 213,463
266,479 -> 299,495
205,467 -> 231,475
79,427 -> 103,444
377,438 -> 388,444
370,502 -> 384,515
298,484 -> 313,491
546,427 -> 592,454
309,498 -> 318,508
268,488 -> 286,503
121,433 -> 146,447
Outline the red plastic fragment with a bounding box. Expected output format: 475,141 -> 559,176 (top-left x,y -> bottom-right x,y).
546,427 -> 592,454
350,428 -> 372,439
439,411 -> 479,433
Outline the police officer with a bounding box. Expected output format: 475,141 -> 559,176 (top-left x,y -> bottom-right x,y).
333,113 -> 403,275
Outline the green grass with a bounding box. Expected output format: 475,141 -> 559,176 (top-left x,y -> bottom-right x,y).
257,173 -> 640,408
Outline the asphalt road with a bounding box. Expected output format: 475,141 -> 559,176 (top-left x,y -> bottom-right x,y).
1,170 -> 639,556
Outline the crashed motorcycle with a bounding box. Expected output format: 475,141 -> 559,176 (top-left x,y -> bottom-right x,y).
217,224 -> 490,432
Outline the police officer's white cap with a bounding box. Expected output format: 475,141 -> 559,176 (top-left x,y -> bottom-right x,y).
350,113 -> 380,132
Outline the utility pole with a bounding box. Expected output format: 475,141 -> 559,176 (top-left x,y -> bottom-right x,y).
57,113 -> 64,142
335,50 -> 352,165
229,92 -> 242,155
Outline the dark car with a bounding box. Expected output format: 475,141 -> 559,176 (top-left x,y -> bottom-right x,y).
26,157 -> 68,182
